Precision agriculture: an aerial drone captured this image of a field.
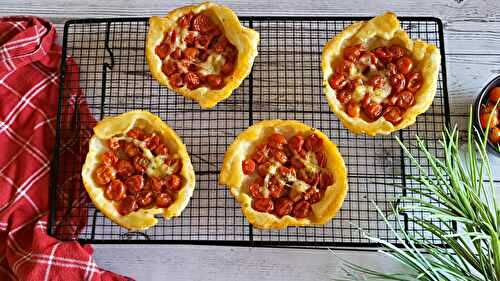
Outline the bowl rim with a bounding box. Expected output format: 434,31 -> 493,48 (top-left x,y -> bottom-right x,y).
473,75 -> 500,155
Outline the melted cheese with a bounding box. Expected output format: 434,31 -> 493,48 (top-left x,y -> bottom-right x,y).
291,181 -> 310,193
199,53 -> 225,75
352,85 -> 367,102
371,82 -> 392,104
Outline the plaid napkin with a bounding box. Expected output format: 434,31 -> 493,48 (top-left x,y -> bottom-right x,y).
0,16 -> 131,281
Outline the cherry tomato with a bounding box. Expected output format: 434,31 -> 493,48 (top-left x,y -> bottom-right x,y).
221,61 -> 235,75
137,191 -> 154,207
386,63 -> 397,76
304,134 -> 323,152
213,36 -> 229,53
154,144 -> 169,156
104,179 -> 126,201
252,198 -> 274,213
149,176 -> 164,192
191,13 -> 215,34
127,128 -> 144,139
368,75 -> 385,89
290,157 -> 305,169
242,159 -> 256,175
396,56 -> 413,75
184,72 -> 201,90
329,72 -> 348,90
307,173 -> 320,186
319,171 -> 334,189
481,103 -> 495,114
337,60 -> 352,74
125,175 -> 144,194
359,51 -> 378,66
272,149 -> 288,164
373,47 -> 393,63
343,44 -> 364,62
386,94 -> 399,106
297,169 -> 309,182
269,133 -> 287,149
251,150 -> 266,164
155,193 -> 173,208
133,155 -> 149,174
269,178 -> 284,199
178,12 -> 194,28
102,151 -> 118,166
124,142 -> 140,158
196,34 -> 213,49
303,188 -> 321,204
166,174 -> 182,192
315,150 -> 327,168
336,91 -> 352,105
388,45 -> 405,59
257,161 -> 272,177
489,127 -> 500,145
292,200 -> 311,218
361,93 -> 372,108
184,32 -> 196,47
397,90 -> 415,109
406,72 -> 423,93
278,166 -> 296,178
383,106 -> 403,125
108,137 -> 121,150
166,158 -> 183,174
274,197 -> 294,217
94,164 -> 113,185
390,73 -> 406,93
118,196 -> 138,215
182,47 -> 199,61
206,74 -> 224,89
161,60 -> 178,77
249,181 -> 264,199
480,112 -> 499,129
288,135 -> 305,153
155,43 -> 170,60
170,47 -> 183,60
115,160 -> 134,178
364,103 -> 383,120
144,134 -> 160,150
489,87 -> 500,103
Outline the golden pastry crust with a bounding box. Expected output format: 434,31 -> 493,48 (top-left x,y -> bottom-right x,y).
321,12 -> 441,136
81,110 -> 196,230
219,120 -> 348,229
146,2 -> 259,109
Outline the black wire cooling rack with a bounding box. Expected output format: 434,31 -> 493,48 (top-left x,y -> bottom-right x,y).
48,16 -> 450,248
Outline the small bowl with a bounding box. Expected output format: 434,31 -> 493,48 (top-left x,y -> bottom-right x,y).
473,75 -> 500,157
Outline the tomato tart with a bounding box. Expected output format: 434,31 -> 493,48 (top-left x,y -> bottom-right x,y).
321,12 -> 441,136
219,120 -> 348,229
146,2 -> 259,109
81,111 -> 196,230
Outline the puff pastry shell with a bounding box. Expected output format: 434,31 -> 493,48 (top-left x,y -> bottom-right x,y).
81,110 -> 196,230
219,120 -> 348,229
321,12 -> 441,136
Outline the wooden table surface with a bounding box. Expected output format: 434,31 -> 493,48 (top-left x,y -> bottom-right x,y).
2,0 -> 499,280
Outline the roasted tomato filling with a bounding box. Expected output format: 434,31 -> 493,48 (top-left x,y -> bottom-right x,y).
154,11 -> 238,90
479,87 -> 500,145
93,127 -> 184,215
241,133 -> 335,218
328,44 -> 424,125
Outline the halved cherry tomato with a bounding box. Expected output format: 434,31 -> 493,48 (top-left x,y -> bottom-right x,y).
406,72 -> 423,93
269,177 -> 284,199
154,144 -> 169,156
390,73 -> 406,93
127,128 -> 144,139
143,134 -> 160,150
166,158 -> 183,174
274,197 -> 293,217
149,176 -> 164,192
257,161 -> 272,177
315,150 -> 327,168
383,106 -> 403,125
251,150 -> 266,164
196,34 -> 213,49
162,60 -> 178,77
206,74 -> 224,89
212,36 -> 229,53
104,179 -> 126,201
396,90 -> 415,109
288,135 -> 304,152
489,127 -> 500,144
183,47 -> 199,61
364,103 -> 383,120
125,175 -> 144,194
178,12 -> 194,28
361,93 -> 371,108
192,13 -> 215,34
166,174 -> 182,192
297,169 -> 309,182
319,171 -> 334,189
252,198 -> 274,213
272,149 -> 288,164
108,137 -> 121,150
221,61 -> 235,75
373,47 -> 393,63
337,60 -> 352,74
168,73 -> 184,88
185,72 -> 201,90
124,142 -> 140,157
307,173 -> 320,186
184,32 -> 196,47
359,51 -> 378,66
170,48 -> 183,60
336,91 -> 352,105
278,166 -> 296,178
304,134 -> 323,152
329,72 -> 348,90
396,56 -> 413,75
480,112 -> 499,129
118,196 -> 138,215
489,87 -> 500,103
133,155 -> 149,174
155,193 -> 173,208
367,75 -> 385,89
242,159 -> 256,175
292,200 -> 311,218
94,164 -> 113,185
155,44 -> 170,60
386,94 -> 399,106
102,151 -> 118,166
137,191 -> 154,207
249,181 -> 264,198
303,187 -> 321,204
115,160 -> 134,178
343,44 -> 364,62
386,63 -> 397,76
290,157 -> 305,169
269,133 -> 287,149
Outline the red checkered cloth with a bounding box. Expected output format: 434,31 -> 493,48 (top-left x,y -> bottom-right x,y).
0,16 -> 132,281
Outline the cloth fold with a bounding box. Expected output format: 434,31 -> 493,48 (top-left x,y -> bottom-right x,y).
0,16 -> 131,281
